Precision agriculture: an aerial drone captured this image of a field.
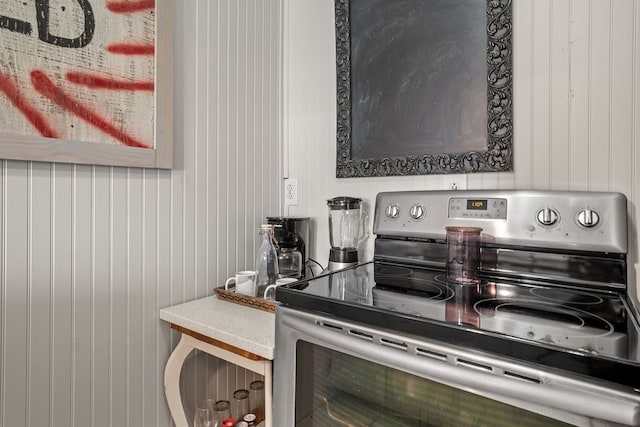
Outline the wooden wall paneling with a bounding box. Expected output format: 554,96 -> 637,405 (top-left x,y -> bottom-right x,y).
141,169 -> 159,427
156,170 -> 174,425
254,0 -> 264,249
549,1 -> 571,190
228,0 -> 241,276
217,0 -> 231,281
266,0 -> 282,224
589,1 -> 613,191
171,0 -> 188,311
126,169 -> 145,427
187,0 -> 205,405
511,0 -> 533,190
206,0 -> 221,289
51,163 -> 73,427
28,162 -> 53,427
3,163 -> 29,426
181,350 -> 203,419
179,0 -> 198,307
73,164 -> 94,425
610,0 -> 635,195
0,1 -> 284,424
216,357 -> 232,407
109,167 -> 128,427
236,0 -> 249,272
169,163 -> 184,304
568,0 -> 591,188
243,1 -> 255,267
194,1 -> 210,299
92,166 -> 112,427
531,0 -> 553,189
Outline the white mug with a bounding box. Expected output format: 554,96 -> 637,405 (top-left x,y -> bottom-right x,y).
225,270 -> 257,296
263,277 -> 298,300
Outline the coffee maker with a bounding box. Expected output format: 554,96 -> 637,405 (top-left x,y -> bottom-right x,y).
266,217 -> 310,279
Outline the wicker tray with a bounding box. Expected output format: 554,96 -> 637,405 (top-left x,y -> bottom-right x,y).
213,286 -> 277,313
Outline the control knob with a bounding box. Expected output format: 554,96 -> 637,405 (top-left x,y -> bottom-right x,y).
536,207 -> 559,226
409,204 -> 425,220
577,209 -> 599,228
385,204 -> 400,219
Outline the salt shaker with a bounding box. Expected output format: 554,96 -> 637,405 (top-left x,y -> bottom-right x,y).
255,224 -> 279,298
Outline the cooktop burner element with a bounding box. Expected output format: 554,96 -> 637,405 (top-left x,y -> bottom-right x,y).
276,190 -> 640,391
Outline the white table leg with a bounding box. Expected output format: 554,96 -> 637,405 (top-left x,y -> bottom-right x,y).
164,330 -> 273,427
264,362 -> 273,427
164,334 -> 195,427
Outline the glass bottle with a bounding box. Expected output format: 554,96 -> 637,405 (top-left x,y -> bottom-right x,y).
255,224 -> 279,299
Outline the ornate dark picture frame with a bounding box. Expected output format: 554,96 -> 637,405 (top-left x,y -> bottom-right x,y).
336,0 -> 512,177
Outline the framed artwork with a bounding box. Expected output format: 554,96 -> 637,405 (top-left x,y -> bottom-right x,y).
0,0 -> 173,169
335,0 -> 512,177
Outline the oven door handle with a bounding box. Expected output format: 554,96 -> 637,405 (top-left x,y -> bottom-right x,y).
279,309 -> 640,426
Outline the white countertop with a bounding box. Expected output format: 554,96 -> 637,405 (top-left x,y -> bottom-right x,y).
160,295 -> 275,360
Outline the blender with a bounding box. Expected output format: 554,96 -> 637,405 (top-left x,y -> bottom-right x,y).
326,197 -> 368,271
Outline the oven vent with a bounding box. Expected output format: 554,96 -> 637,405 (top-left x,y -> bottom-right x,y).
348,328 -> 374,341
416,347 -> 447,361
319,321 -> 344,332
503,370 -> 541,384
318,321 -> 376,342
318,320 -> 546,386
457,358 -> 493,373
380,337 -> 408,351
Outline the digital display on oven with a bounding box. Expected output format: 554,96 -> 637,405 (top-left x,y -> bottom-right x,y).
467,199 -> 488,210
448,197 -> 507,220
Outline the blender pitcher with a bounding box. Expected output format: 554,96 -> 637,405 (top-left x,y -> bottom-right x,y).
326,197 -> 368,271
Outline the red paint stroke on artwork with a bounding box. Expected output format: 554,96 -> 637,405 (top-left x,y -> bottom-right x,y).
107,43 -> 154,55
0,72 -> 60,138
30,70 -> 151,148
106,0 -> 155,13
66,71 -> 154,91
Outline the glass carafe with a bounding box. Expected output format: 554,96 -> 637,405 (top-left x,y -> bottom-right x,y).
278,246 -> 303,278
327,197 -> 368,250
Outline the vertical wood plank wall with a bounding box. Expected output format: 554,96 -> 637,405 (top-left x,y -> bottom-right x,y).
0,1 -> 282,426
283,0 -> 640,303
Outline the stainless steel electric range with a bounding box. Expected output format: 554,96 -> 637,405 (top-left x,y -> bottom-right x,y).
273,190 -> 640,427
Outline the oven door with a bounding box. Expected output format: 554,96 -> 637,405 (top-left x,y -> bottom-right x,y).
274,306 -> 640,427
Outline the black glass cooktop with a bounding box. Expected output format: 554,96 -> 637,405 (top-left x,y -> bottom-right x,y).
276,261 -> 640,391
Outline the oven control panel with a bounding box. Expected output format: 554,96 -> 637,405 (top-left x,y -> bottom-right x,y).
448,197 -> 507,220
373,190 -> 628,253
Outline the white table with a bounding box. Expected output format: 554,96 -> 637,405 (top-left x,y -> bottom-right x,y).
160,296 -> 275,427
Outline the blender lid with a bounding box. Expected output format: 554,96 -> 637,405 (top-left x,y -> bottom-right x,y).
327,196 -> 362,209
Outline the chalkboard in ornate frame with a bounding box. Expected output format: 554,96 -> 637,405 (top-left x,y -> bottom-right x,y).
335,0 -> 512,177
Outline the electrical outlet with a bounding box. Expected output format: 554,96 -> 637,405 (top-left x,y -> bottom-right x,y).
285,178 -> 298,206
449,179 -> 467,190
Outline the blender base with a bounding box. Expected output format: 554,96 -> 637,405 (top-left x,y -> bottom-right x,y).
325,248 -> 359,272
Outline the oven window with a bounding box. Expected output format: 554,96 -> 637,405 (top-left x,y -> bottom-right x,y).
295,340 -> 572,426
